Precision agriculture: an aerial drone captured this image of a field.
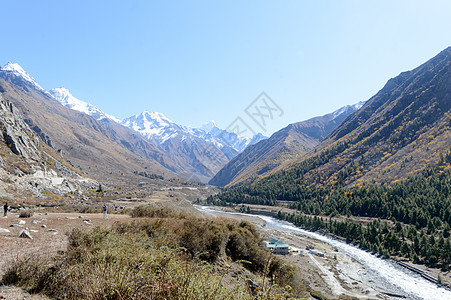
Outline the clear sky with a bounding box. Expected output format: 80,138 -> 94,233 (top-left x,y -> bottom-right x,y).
1,0 -> 451,136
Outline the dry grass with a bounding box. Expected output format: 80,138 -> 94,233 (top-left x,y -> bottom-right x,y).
1,207 -> 301,299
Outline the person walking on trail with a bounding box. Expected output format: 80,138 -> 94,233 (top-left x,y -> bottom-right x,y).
3,202 -> 8,217
103,204 -> 107,219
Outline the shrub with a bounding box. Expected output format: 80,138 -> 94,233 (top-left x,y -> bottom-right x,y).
3,227 -> 282,299
3,208 -> 299,299
130,204 -> 181,218
19,209 -> 33,218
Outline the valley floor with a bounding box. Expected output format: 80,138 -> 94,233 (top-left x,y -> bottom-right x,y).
1,189 -> 442,299
201,206 -> 395,299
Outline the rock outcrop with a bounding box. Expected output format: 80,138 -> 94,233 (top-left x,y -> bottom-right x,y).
0,95 -> 41,161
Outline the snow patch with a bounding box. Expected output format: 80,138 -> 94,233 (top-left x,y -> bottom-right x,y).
1,62 -> 51,96
332,101 -> 366,120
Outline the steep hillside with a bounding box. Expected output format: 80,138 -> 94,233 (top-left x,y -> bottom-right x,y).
308,46 -> 451,186
0,92 -> 92,199
0,70 -> 178,187
215,46 -> 451,194
47,85 -> 266,183
208,48 -> 451,274
209,102 -> 362,187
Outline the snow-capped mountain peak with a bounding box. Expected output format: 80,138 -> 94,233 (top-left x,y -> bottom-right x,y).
1,62 -> 46,92
190,120 -> 267,152
121,111 -> 180,143
141,111 -> 174,125
122,111 -> 267,151
199,120 -> 217,132
49,87 -> 71,102
49,87 -> 120,123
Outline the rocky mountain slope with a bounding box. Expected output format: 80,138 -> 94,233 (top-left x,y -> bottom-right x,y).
209,102 -> 362,187
0,66 -> 179,187
0,92 -> 95,199
0,63 -> 266,183
306,46 -> 451,186
44,80 -> 267,182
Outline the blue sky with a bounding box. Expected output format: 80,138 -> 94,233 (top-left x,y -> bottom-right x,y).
2,0 -> 451,136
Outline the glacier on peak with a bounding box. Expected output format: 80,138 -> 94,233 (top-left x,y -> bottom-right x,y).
1,62 -> 48,93
121,111 -> 181,143
122,111 -> 267,152
141,111 -> 174,125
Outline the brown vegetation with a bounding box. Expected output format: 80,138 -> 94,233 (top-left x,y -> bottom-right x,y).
2,205 -> 299,299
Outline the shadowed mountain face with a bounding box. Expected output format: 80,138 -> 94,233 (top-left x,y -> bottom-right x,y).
0,70 -> 178,187
225,46 -> 451,191
209,102 -> 362,187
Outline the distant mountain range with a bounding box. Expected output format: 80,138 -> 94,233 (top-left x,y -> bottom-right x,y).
0,62 -> 266,183
121,111 -> 266,155
0,61 -> 368,184
209,101 -> 363,186
0,65 -> 178,189
2,62 -> 265,153
2,47 -> 451,201
215,46 -> 451,191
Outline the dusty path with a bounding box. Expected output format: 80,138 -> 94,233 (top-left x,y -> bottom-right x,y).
0,212 -> 130,299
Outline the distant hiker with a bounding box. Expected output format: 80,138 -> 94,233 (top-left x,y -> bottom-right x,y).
103,204 -> 107,219
3,202 -> 8,217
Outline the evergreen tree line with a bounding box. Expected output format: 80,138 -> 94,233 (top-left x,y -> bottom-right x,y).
275,212 -> 451,269
207,166 -> 451,269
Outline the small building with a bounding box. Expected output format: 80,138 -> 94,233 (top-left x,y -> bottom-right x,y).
273,244 -> 290,255
266,238 -> 290,255
138,182 -> 147,187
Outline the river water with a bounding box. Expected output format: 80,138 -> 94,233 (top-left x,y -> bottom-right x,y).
197,206 -> 451,300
